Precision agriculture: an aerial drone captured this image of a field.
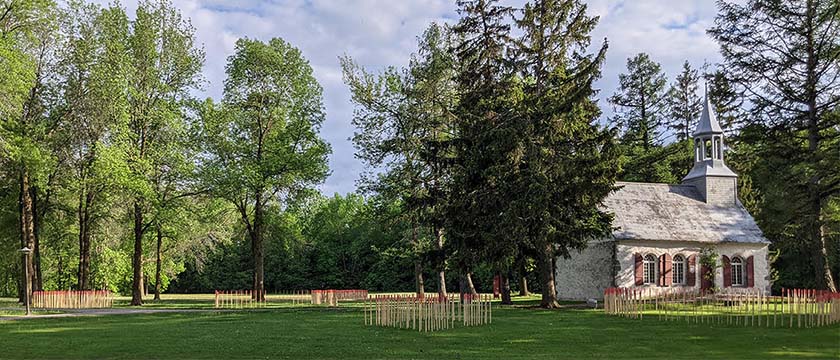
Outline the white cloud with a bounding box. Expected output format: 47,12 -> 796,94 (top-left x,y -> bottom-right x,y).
92,0 -> 723,195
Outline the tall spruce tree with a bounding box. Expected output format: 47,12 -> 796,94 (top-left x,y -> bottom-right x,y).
509,0 -> 617,308
609,53 -> 668,150
609,53 -> 683,183
667,61 -> 702,141
710,0 -> 840,291
448,0 -> 514,296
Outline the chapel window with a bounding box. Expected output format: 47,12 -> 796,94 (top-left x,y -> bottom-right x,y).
643,254 -> 657,285
731,256 -> 744,286
672,254 -> 685,285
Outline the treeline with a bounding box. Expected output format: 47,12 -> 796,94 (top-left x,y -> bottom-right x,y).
1,0 -> 837,308
0,0 -> 332,305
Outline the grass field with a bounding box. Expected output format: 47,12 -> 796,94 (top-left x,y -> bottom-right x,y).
0,294 -> 838,359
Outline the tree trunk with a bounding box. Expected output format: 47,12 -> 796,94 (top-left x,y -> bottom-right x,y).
819,214 -> 837,292
538,243 -> 559,308
77,190 -> 93,290
131,200 -> 144,306
518,261 -> 530,296
19,171 -> 36,304
802,0 -> 837,293
18,178 -> 24,303
434,226 -> 446,298
500,272 -> 512,305
415,261 -> 425,297
154,225 -> 163,300
465,272 -> 478,296
31,187 -> 42,291
253,190 -> 266,301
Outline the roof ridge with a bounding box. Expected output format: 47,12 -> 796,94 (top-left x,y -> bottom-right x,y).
615,181 -> 694,187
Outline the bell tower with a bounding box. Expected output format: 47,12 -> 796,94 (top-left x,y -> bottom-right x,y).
682,93 -> 738,206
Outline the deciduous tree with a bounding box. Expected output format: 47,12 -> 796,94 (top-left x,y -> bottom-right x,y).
200,38 -> 330,300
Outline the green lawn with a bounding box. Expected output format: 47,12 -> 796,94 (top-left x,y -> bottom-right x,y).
0,295 -> 837,359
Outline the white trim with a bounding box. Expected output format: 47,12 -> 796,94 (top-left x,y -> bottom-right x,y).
731,256 -> 744,287
672,254 -> 686,285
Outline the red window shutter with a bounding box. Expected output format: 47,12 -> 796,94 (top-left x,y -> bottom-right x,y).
722,255 -> 731,287
746,255 -> 755,288
662,254 -> 674,286
686,254 -> 696,286
634,253 -> 643,286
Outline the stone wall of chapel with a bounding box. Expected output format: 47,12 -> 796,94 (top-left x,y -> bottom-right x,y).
554,239 -> 615,301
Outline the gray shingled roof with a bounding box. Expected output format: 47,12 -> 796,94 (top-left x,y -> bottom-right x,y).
603,182 -> 769,244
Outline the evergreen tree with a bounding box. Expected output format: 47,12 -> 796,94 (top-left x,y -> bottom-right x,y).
448,0 -> 514,296
666,61 -> 702,141
608,53 -> 668,150
508,0 -> 618,308
710,0 -> 840,291
703,68 -> 744,136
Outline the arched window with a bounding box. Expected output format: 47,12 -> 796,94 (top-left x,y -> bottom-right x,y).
731,257 -> 744,286
704,138 -> 713,159
643,254 -> 657,285
672,254 -> 685,285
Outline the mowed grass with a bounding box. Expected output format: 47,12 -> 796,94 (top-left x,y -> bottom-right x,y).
0,295 -> 837,359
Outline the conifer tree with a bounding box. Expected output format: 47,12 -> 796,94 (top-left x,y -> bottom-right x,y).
703,68 -> 743,136
609,53 -> 668,150
508,0 -> 617,308
448,0 -> 514,296
342,23 -> 458,297
667,61 -> 702,141
710,0 -> 840,291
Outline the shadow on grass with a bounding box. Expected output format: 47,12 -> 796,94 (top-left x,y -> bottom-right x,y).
0,298 -> 836,359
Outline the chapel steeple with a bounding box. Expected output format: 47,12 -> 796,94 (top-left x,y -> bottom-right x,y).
682,91 -> 738,206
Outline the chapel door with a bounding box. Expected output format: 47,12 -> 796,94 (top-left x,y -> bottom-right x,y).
700,264 -> 713,291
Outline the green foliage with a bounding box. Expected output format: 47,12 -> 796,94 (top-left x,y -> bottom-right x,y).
698,246 -> 719,290
666,61 -> 701,141
711,0 -> 840,290
609,53 -> 668,149
199,36 -> 330,297
618,139 -> 692,184
170,193 -> 420,293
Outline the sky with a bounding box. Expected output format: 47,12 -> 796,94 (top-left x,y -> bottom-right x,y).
96,0 -> 724,195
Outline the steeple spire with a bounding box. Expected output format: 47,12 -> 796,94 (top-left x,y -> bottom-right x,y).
694,93 -> 724,137
682,91 -> 738,206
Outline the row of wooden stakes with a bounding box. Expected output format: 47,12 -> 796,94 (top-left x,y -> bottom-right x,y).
604,287 -> 840,328
32,290 -> 114,309
214,290 -> 267,309
311,289 -> 368,306
213,289 -> 367,308
364,294 -> 492,332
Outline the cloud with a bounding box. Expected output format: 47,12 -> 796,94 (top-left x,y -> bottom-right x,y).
91,0 -> 723,195
587,0 -> 722,116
